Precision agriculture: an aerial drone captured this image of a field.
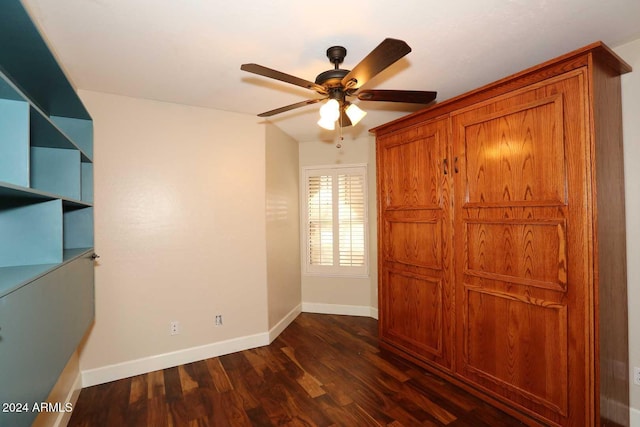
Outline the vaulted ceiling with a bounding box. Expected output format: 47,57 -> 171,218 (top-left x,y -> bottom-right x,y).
21,0 -> 640,142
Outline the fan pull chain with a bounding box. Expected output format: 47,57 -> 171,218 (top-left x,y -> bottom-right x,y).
336,109 -> 344,149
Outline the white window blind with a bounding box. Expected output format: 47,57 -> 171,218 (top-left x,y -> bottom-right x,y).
302,165 -> 368,276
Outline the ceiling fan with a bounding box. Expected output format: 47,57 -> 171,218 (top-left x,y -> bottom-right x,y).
240,38 -> 437,130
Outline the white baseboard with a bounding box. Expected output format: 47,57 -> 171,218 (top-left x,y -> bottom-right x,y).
269,304 -> 302,343
302,302 -> 378,319
81,303 -> 374,388
81,332 -> 270,387
631,407 -> 640,427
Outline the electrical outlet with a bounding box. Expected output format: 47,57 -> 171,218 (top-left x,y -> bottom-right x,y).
634,367 -> 640,386
170,321 -> 180,335
215,315 -> 223,326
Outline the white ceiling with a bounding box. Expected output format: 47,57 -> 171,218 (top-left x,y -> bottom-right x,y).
21,0 -> 640,143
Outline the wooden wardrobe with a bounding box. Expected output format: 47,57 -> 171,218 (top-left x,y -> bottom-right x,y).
372,42 -> 631,426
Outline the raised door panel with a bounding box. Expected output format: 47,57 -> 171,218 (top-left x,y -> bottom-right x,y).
463,96 -> 567,207
384,270 -> 443,357
463,287 -> 569,416
379,123 -> 442,210
378,118 -> 453,371
465,219 -> 568,291
452,69 -> 590,426
385,213 -> 442,269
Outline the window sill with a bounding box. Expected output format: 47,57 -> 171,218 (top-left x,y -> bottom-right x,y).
302,271 -> 370,279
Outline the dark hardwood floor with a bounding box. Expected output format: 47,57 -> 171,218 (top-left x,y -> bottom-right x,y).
68,313 -> 525,426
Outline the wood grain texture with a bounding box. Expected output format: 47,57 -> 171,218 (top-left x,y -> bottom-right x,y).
68,314 -> 524,427
377,118 -> 455,372
374,42 -> 630,426
452,70 -> 588,427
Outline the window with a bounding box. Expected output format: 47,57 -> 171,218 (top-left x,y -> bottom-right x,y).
302,165 -> 368,276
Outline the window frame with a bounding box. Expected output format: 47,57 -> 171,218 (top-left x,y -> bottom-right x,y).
300,163 -> 369,278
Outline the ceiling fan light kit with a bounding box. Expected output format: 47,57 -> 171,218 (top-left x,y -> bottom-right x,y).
316,116 -> 336,130
317,99 -> 340,130
240,38 -> 437,133
345,102 -> 367,125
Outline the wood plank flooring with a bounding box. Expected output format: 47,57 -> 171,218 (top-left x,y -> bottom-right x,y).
68,313 -> 525,426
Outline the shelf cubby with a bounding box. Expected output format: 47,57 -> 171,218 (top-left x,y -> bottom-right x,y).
31,107 -> 91,160
0,199 -> 63,268
0,201 -> 94,269
64,207 -> 94,250
0,98 -> 30,187
82,162 -> 94,203
30,147 -> 81,200
51,115 -> 93,160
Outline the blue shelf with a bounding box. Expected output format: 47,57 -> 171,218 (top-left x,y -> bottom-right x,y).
0,181 -> 92,209
0,199 -> 63,268
31,107 -> 92,162
30,147 -> 81,200
0,98 -> 29,187
0,263 -> 56,297
52,116 -> 94,160
82,163 -> 94,203
0,1 -> 91,120
0,3 -> 95,426
64,207 -> 94,249
0,248 -> 92,298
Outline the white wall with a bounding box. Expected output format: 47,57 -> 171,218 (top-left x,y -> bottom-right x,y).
298,135 -> 378,317
265,123 -> 302,336
78,90 -> 269,384
616,37 -> 640,426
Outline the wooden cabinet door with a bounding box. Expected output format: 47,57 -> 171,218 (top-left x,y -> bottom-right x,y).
377,118 -> 453,371
451,69 -> 591,426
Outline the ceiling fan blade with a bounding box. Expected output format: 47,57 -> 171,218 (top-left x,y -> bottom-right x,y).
241,63 -> 327,94
357,89 -> 437,104
257,98 -> 325,117
341,38 -> 411,90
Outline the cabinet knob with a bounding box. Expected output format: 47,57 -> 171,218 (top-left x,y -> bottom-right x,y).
91,253 -> 100,260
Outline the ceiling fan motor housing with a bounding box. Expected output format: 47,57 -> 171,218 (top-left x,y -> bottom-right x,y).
315,45 -> 351,89
315,68 -> 349,88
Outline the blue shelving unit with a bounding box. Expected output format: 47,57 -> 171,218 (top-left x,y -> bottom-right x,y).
0,2 -> 95,426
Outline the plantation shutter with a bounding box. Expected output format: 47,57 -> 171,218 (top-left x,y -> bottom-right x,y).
307,174 -> 333,266
303,165 -> 368,276
338,173 -> 365,267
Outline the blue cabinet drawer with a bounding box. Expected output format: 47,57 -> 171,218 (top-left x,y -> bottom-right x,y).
0,252 -> 94,427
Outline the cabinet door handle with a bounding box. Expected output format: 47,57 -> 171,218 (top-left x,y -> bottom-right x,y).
454,157 -> 459,174
443,158 -> 449,175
